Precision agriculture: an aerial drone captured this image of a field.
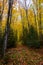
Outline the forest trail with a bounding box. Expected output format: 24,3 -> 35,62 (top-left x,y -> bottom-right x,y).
0,45 -> 43,65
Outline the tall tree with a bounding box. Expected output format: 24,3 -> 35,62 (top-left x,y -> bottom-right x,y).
18,0 -> 31,27
2,0 -> 14,57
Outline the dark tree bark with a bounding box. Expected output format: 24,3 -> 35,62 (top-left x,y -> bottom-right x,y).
2,0 -> 13,57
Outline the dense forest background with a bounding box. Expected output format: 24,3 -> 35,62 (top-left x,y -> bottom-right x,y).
0,0 -> 43,57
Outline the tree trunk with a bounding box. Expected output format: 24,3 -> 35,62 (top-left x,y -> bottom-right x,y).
2,0 -> 13,57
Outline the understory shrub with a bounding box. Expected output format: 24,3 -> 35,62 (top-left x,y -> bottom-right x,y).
39,33 -> 43,47
7,27 -> 17,48
0,32 -> 4,55
22,25 -> 40,48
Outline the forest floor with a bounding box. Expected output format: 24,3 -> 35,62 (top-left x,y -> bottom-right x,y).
0,45 -> 43,65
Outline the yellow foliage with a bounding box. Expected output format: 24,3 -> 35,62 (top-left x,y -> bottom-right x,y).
1,0 -> 43,40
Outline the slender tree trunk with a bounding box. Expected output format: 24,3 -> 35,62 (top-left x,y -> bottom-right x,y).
39,0 -> 42,40
25,9 -> 30,28
19,5 -> 25,39
2,0 -> 13,57
25,0 -> 30,28
32,0 -> 39,37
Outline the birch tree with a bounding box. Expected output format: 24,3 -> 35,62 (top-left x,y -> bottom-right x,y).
18,0 -> 32,27
32,0 -> 43,39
